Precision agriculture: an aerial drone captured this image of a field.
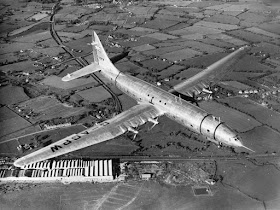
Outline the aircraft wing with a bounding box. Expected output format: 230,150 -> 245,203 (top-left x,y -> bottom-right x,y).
169,46 -> 251,96
14,103 -> 164,168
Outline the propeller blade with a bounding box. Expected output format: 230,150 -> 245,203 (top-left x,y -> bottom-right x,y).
132,133 -> 137,140
148,118 -> 159,130
127,127 -> 139,140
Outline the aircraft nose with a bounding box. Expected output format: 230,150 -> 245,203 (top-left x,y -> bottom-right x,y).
232,135 -> 243,147
232,136 -> 255,152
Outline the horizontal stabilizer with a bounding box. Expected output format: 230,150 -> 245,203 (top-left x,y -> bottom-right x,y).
62,62 -> 103,82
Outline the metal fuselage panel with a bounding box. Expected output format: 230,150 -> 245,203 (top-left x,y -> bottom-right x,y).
101,70 -> 240,147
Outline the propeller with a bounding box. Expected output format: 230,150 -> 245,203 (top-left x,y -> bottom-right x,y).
127,127 -> 139,140
148,117 -> 159,130
192,92 -> 200,107
194,85 -> 218,103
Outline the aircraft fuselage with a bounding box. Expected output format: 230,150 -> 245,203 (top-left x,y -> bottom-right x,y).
101,67 -> 243,148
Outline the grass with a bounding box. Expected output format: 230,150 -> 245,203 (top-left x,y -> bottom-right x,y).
41,75 -> 98,90
77,86 -> 111,103
0,117 -> 32,138
240,125 -> 280,153
18,96 -> 88,124
219,97 -> 280,132
0,85 -> 30,105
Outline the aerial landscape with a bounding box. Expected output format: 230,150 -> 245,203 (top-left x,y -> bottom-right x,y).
0,0 -> 280,209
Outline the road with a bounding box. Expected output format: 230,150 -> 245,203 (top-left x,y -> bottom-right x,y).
63,153 -> 280,163
50,3 -> 122,113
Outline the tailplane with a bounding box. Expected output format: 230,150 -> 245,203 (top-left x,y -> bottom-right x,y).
62,31 -> 118,82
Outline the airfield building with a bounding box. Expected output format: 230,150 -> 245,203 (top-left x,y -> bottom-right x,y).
0,159 -> 115,183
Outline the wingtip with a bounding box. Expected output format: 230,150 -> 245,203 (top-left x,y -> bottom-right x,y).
61,77 -> 70,82
61,73 -> 73,82
13,159 -> 25,168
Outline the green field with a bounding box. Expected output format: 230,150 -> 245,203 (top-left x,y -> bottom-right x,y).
41,75 -> 98,90
0,124 -> 86,157
0,60 -> 39,73
200,101 -> 262,132
0,85 -> 29,106
219,97 -> 280,132
0,107 -> 32,138
18,96 -> 88,123
77,86 -> 111,103
240,125 -> 280,153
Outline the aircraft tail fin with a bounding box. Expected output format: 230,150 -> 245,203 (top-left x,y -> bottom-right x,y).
91,31 -> 116,69
62,31 -> 119,82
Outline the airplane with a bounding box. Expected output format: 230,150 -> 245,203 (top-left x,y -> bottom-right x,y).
14,31 -> 254,168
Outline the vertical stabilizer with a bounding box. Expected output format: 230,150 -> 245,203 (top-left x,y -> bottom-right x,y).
62,31 -> 120,82
91,31 -> 115,70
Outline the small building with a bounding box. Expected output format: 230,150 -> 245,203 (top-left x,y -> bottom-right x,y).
141,173 -> 152,180
205,179 -> 216,185
117,174 -> 127,181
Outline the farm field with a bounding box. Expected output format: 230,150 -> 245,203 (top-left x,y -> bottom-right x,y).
217,159 -> 280,208
175,68 -> 203,80
226,29 -> 274,43
18,124 -> 86,147
0,53 -> 19,64
199,101 -> 262,133
158,65 -> 186,80
220,81 -> 254,90
41,75 -> 99,90
77,86 -> 111,103
0,85 -> 29,105
0,111 -> 32,138
161,48 -> 203,62
239,125 -> 280,153
200,38 -> 236,49
0,175 -> 268,210
0,42 -> 35,55
194,21 -> 240,31
0,124 -> 86,157
0,125 -> 41,142
114,61 -> 148,75
218,97 -> 280,132
0,60 -> 39,74
17,96 -> 88,123
12,31 -> 52,43
204,14 -> 240,25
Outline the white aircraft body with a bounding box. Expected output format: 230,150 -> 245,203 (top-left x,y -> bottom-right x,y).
14,31 -> 253,168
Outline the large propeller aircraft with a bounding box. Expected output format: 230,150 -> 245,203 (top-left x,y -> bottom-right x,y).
14,31 -> 253,168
